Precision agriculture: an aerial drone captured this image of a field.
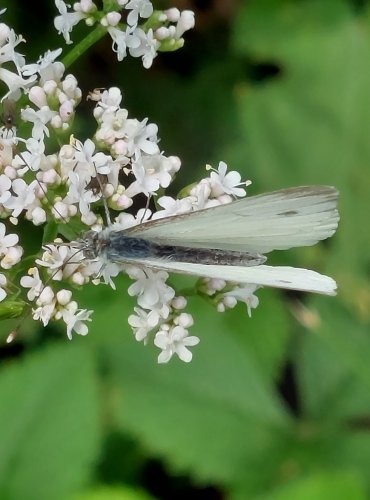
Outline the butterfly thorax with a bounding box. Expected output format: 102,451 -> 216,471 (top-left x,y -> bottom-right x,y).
77,230 -> 109,260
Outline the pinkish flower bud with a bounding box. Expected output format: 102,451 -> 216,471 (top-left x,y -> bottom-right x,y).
59,100 -> 74,122
165,8 -> 180,22
29,86 -> 48,108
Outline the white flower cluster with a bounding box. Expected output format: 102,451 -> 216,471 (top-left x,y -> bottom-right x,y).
0,221 -> 22,302
200,278 -> 260,317
0,6 -> 260,364
55,0 -> 195,68
26,149 -> 254,362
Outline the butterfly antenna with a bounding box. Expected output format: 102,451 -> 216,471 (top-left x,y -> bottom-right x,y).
90,161 -> 111,226
140,195 -> 152,223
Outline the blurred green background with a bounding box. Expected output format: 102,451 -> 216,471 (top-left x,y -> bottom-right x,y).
2,0 -> 370,499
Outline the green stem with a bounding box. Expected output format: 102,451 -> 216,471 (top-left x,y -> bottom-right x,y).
62,25 -> 107,69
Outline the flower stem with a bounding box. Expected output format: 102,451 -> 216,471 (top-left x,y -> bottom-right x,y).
62,25 -> 107,69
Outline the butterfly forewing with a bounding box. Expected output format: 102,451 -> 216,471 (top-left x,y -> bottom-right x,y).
126,186 -> 339,254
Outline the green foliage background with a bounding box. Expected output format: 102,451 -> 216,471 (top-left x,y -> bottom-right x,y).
1,0 -> 370,499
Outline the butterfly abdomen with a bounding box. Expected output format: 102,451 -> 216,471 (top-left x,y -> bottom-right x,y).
103,231 -> 266,266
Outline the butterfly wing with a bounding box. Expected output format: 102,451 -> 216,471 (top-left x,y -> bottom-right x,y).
126,186 -> 339,254
129,259 -> 337,295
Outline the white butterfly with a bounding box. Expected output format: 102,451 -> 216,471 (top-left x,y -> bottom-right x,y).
76,185 -> 339,295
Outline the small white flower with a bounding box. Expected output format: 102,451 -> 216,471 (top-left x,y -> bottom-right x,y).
189,179 -> 213,210
128,28 -> 159,69
108,26 -> 139,62
36,244 -> 81,280
154,325 -> 200,363
33,302 -> 56,326
0,28 -> 26,70
54,0 -> 85,44
114,208 -> 151,229
125,0 -> 153,26
209,161 -> 250,198
0,273 -> 7,302
127,266 -> 175,310
92,261 -> 121,289
21,106 -> 56,140
39,60 -> 65,85
128,306 -> 159,342
33,286 -> 56,326
0,67 -> 36,100
65,170 -> 100,216
16,138 -> 45,172
224,284 -> 260,317
20,267 -> 43,300
125,117 -> 159,158
141,153 -> 173,188
0,174 -> 11,204
74,138 -> 111,176
0,222 -> 19,255
93,86 -> 122,113
63,307 -> 93,339
151,196 -> 192,219
22,48 -> 63,77
3,178 -> 37,218
95,107 -> 128,144
75,0 -> 96,14
125,161 -> 160,197
1,245 -> 23,269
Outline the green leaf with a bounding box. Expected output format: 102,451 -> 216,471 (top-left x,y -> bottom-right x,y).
0,342 -> 101,500
71,485 -> 155,500
221,288 -> 291,382
253,471 -> 366,500
93,293 -> 291,488
42,219 -> 59,244
57,217 -> 87,242
296,300 -> 370,421
230,0 -> 370,281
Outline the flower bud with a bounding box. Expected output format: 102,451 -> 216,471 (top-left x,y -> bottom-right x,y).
37,286 -> 55,305
59,100 -> 74,122
223,296 -> 237,309
172,296 -> 187,309
106,11 -> 121,26
176,10 -> 195,38
29,86 -> 48,108
43,80 -> 58,96
31,206 -> 47,225
57,289 -> 72,305
165,8 -> 180,22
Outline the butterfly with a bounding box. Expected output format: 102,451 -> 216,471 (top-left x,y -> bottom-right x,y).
74,185 -> 339,295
